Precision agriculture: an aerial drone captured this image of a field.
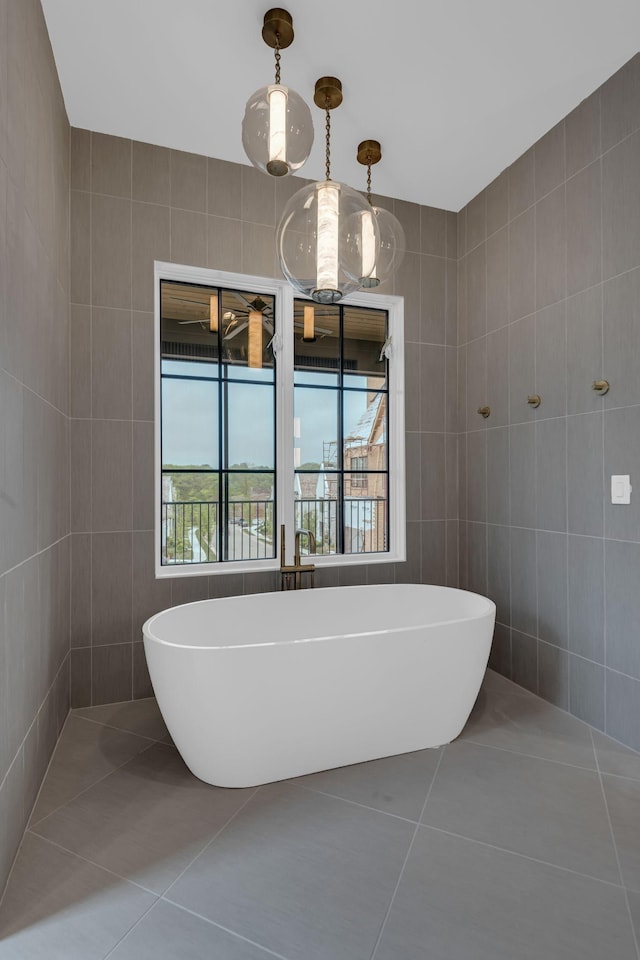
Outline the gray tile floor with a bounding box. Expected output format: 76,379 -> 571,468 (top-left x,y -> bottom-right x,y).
1,670 -> 640,959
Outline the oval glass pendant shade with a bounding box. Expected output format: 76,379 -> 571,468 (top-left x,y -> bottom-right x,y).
277,180 -> 379,303
360,205 -> 406,288
242,84 -> 314,177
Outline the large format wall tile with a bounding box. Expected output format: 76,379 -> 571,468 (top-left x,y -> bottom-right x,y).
535,417 -> 567,533
537,531 -> 567,649
566,160 -> 601,296
486,226 -> 508,333
602,129 -> 640,280
508,207 -> 535,322
91,194 -> 132,308
605,539 -> 640,681
603,266 -> 640,410
508,147 -> 534,219
510,527 -> 537,638
92,132 -> 131,199
509,422 -> 536,529
171,149 -> 207,214
535,301 -> 566,419
567,412 -> 603,537
132,141 -> 171,204
535,185 -> 566,309
566,285 -> 603,415
486,169 -> 508,237
568,535 -> 604,664
566,91 -> 601,179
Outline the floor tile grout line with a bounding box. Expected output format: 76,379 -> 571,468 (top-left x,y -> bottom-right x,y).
293,783 -> 422,826
160,785 -> 262,900
593,768 -> 640,786
462,735 -> 601,773
28,737 -> 159,830
25,831 -> 160,898
100,897 -> 161,960
590,728 -> 640,960
69,711 -> 168,745
369,746 -> 446,960
159,899 -> 295,960
418,820 -> 629,891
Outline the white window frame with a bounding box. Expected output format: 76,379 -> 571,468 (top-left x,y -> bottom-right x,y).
154,261 -> 405,579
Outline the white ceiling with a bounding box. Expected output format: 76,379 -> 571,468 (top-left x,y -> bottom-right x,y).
41,0 -> 640,210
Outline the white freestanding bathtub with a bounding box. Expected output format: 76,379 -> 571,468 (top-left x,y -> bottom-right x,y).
143,584 -> 495,788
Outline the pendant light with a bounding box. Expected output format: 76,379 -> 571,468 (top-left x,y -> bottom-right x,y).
209,293 -> 219,333
248,309 -> 263,369
302,305 -> 316,342
276,78 -> 379,303
242,9 -> 314,177
356,140 -> 405,288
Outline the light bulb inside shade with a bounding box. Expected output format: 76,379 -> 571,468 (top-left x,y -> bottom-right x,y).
209,293 -> 218,332
242,84 -> 313,177
359,209 -> 379,288
248,310 -> 262,369
362,205 -> 406,288
315,182 -> 340,303
267,86 -> 288,176
303,305 -> 315,341
277,179 -> 376,303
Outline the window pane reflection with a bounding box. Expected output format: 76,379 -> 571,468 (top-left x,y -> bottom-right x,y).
343,305 -> 387,377
161,376 -> 218,469
293,300 -> 339,379
343,391 -> 387,470
227,383 -> 275,468
344,474 -> 388,554
294,471 -> 338,556
220,288 -> 275,377
223,472 -> 275,561
294,387 -> 339,467
161,471 -> 219,565
161,281 -> 220,364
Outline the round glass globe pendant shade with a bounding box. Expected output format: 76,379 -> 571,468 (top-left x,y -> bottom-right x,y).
242,84 -> 314,177
360,205 -> 406,288
277,180 -> 380,303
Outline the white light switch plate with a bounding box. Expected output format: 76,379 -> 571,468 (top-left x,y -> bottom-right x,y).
611,475 -> 632,504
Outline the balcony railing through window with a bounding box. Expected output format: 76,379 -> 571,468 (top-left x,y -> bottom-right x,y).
161,500 -> 274,564
162,497 -> 387,564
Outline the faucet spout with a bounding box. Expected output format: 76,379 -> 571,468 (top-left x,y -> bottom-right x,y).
280,524 -> 316,590
294,528 -> 316,562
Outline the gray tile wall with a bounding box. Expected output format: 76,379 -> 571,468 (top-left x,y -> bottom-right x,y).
68,131 -> 459,707
459,52 -> 640,751
0,0 -> 70,895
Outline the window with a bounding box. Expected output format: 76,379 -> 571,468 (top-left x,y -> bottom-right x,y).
293,300 -> 388,556
154,263 -> 405,578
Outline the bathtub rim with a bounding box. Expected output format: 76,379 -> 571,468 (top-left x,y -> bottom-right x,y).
143,584 -> 496,652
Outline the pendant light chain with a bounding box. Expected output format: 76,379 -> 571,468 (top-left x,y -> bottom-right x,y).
325,98 -> 331,181
274,34 -> 281,84
366,161 -> 372,205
